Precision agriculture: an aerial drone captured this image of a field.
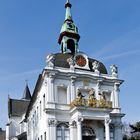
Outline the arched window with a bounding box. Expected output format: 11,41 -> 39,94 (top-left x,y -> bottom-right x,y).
67,39 -> 75,54
57,123 -> 70,140
82,126 -> 96,140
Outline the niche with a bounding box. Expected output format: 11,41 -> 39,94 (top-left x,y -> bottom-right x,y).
57,86 -> 67,104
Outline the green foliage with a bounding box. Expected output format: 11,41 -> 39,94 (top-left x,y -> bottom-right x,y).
130,121 -> 140,140
130,121 -> 140,133
123,121 -> 140,140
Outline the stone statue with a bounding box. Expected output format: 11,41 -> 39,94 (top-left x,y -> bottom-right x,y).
99,92 -> 106,100
67,57 -> 75,70
92,61 -> 99,74
77,89 -> 84,100
46,54 -> 55,68
110,64 -> 118,78
89,88 -> 95,100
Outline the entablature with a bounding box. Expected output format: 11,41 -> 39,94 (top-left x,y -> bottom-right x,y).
43,68 -> 123,85
70,106 -> 112,121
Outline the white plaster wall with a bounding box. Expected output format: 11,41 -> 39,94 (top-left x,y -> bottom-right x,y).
26,68 -> 123,140
9,117 -> 21,138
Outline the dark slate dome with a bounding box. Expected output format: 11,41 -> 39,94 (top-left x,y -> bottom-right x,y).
53,53 -> 108,74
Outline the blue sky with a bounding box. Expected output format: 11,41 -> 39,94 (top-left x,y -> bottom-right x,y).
0,0 -> 140,129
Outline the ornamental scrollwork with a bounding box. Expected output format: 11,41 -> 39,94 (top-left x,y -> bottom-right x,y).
105,117 -> 111,125
48,119 -> 57,126
69,120 -> 77,127
78,117 -> 84,123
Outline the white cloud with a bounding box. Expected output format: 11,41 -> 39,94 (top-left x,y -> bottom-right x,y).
101,49 -> 140,61
0,68 -> 42,80
93,26 -> 140,58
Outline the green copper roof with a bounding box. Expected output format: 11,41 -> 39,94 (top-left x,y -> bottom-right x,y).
60,0 -> 79,34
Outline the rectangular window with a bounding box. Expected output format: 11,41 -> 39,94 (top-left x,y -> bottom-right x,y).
35,111 -> 36,125
44,132 -> 46,140
64,130 -> 70,140
37,107 -> 39,122
43,94 -> 45,109
57,126 -> 70,140
40,101 -> 42,117
57,129 -> 62,140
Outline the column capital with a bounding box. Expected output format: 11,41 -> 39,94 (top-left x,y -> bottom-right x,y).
69,120 -> 77,127
77,117 -> 84,123
105,117 -> 111,125
48,119 -> 57,127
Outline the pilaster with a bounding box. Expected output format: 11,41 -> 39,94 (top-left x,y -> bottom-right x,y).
47,119 -> 57,140
70,76 -> 76,101
77,117 -> 83,140
104,117 -> 111,140
114,123 -> 123,140
48,73 -> 55,102
69,120 -> 77,140
113,82 -> 121,113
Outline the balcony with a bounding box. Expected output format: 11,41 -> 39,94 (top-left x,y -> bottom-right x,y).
70,98 -> 112,109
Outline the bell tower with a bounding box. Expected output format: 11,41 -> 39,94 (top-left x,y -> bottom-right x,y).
58,0 -> 80,54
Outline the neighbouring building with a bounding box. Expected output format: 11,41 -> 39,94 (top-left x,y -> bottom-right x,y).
0,128 -> 6,140
6,0 -> 125,140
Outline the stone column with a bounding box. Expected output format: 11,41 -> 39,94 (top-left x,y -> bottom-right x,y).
105,118 -> 111,140
77,117 -> 83,140
69,120 -> 76,140
114,123 -> 123,140
113,82 -> 120,113
6,123 -> 10,140
47,119 -> 57,140
71,76 -> 76,101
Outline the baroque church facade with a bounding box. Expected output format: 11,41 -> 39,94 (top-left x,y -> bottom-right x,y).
6,0 -> 125,140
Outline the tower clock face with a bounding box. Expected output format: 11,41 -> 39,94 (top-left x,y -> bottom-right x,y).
75,55 -> 87,67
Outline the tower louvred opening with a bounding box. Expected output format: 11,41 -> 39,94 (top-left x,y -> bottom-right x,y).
67,39 -> 75,54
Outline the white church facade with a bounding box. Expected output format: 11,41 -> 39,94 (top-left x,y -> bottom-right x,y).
6,1 -> 125,140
